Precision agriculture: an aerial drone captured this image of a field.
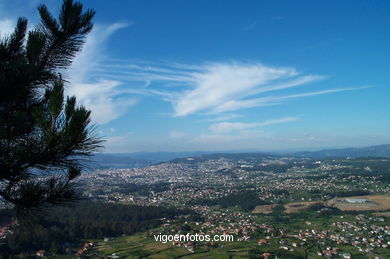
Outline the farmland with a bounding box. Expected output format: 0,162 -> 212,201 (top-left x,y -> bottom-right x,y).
329,195 -> 390,211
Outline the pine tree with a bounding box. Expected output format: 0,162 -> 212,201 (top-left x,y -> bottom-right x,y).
0,0 -> 102,210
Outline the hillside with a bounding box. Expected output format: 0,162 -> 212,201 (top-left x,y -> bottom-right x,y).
294,144 -> 390,158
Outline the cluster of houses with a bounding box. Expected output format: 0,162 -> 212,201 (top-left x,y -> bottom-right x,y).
154,204 -> 389,258
76,154 -> 390,213
74,242 -> 96,257
35,242 -> 97,258
71,157 -> 390,258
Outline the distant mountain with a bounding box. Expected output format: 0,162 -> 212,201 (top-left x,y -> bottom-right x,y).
86,144 -> 390,169
168,152 -> 283,165
293,144 -> 390,158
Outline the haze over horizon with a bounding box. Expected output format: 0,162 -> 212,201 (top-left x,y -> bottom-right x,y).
1,0 -> 389,152
99,143 -> 390,155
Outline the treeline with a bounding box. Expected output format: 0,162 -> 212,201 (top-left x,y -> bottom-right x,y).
193,191 -> 270,212
2,202 -> 192,254
307,189 -> 370,199
333,190 -> 370,197
379,174 -> 390,183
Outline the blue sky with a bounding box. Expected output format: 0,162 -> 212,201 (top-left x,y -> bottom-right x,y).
1,0 -> 390,152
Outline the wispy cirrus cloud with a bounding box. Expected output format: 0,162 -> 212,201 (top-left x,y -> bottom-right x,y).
172,64 -> 327,116
1,8 -> 367,125
67,22 -> 137,124
96,60 -> 366,118
210,85 -> 371,113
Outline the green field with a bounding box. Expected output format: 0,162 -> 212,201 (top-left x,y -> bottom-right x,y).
83,232 -> 326,259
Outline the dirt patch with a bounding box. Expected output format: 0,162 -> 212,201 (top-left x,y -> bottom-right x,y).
284,201 -> 322,214
328,195 -> 390,211
252,204 -> 276,214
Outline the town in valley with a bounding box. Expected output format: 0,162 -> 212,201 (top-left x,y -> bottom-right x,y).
2,150 -> 388,258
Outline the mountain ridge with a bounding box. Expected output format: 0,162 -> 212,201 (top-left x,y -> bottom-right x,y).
293,144 -> 390,158
88,144 -> 390,169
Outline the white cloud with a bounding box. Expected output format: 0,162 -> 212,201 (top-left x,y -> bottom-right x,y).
0,19 -> 15,37
69,79 -> 137,124
69,23 -> 128,82
67,23 -> 134,125
215,86 -> 371,113
210,117 -> 299,133
97,60 -> 365,118
172,63 -> 302,116
0,16 -> 36,39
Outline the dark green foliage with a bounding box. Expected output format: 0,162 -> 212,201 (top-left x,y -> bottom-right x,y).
3,203 -> 191,254
271,204 -> 285,214
0,0 -> 101,210
249,163 -> 294,173
378,174 -> 390,183
194,191 -> 270,212
306,203 -> 325,211
333,190 -> 370,197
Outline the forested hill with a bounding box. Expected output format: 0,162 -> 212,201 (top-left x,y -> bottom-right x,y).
293,144 -> 390,158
